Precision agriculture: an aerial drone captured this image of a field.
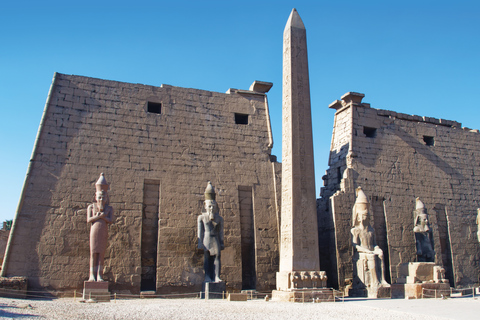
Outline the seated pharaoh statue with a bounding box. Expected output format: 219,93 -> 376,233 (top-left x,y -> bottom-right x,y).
413,198 -> 435,262
351,187 -> 390,298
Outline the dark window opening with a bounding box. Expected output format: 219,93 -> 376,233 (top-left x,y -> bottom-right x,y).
363,126 -> 377,138
423,136 -> 434,146
147,102 -> 162,114
235,113 -> 249,125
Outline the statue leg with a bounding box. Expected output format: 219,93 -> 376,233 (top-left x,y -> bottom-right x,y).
367,254 -> 379,287
97,251 -> 105,281
377,253 -> 388,285
214,254 -> 222,282
89,252 -> 97,281
204,251 -> 212,282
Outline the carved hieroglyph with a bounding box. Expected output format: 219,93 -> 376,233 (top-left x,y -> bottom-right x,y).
277,8 -> 322,290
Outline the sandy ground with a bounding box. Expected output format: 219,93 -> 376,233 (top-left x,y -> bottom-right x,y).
0,296 -> 478,319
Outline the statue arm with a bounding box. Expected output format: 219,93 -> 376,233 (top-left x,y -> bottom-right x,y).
351,228 -> 373,254
100,206 -> 114,224
87,205 -> 100,223
197,216 -> 205,250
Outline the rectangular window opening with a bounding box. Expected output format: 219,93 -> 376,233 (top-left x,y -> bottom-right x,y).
235,113 -> 249,125
423,136 -> 434,146
147,102 -> 162,114
363,126 -> 377,138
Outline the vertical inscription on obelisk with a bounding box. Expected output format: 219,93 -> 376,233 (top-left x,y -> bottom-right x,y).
280,8 -> 320,276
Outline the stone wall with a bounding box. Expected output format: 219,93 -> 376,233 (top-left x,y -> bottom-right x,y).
319,92 -> 480,289
3,73 -> 280,294
0,229 -> 9,268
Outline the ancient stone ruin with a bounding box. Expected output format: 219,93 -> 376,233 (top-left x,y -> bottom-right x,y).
2,9 -> 479,298
318,92 -> 480,291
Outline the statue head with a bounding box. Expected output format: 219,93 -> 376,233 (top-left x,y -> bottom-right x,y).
414,198 -> 430,232
352,187 -> 370,227
94,173 -> 109,210
204,181 -> 218,220
95,191 -> 107,212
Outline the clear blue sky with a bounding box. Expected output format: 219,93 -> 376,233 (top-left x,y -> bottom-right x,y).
1,0 -> 479,223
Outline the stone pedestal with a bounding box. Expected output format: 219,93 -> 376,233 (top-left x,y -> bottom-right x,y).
406,262 -> 435,283
227,293 -> 248,301
404,283 -> 450,299
201,281 -> 226,299
272,288 -> 334,302
393,262 -> 450,299
83,281 -> 110,302
276,271 -> 327,291
349,285 -> 391,298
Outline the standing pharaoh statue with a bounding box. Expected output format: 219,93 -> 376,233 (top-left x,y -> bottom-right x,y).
351,187 -> 389,297
87,173 -> 114,281
413,198 -> 435,262
197,181 -> 224,282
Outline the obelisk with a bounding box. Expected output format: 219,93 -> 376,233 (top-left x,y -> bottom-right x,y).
275,8 -> 325,294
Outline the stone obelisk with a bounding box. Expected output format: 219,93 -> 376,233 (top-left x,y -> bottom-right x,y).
274,9 -> 327,298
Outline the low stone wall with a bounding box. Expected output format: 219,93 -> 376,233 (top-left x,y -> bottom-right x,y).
0,276 -> 27,299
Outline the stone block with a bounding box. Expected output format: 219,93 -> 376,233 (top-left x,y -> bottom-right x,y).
83,281 -> 110,302
227,293 -> 248,301
272,288 -> 334,302
201,282 -> 226,299
0,277 -> 27,299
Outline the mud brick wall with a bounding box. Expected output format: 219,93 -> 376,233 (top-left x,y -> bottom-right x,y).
320,93 -> 480,289
3,73 -> 280,294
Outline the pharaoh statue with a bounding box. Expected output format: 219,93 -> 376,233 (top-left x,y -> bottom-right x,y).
413,198 -> 434,262
351,187 -> 389,296
197,181 -> 224,282
87,173 -> 114,281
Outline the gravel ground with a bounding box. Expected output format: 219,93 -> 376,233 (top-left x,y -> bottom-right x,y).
0,296 -> 478,319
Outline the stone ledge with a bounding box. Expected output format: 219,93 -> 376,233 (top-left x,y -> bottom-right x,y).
0,277 -> 27,299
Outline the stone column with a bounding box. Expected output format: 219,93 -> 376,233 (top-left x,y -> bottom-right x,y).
275,9 -> 327,295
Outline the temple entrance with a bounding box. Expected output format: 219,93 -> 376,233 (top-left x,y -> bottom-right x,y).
238,186 -> 256,290
141,180 -> 160,291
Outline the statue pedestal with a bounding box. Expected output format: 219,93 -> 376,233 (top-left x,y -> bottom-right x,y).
272,288 -> 334,302
392,262 -> 450,299
272,271 -> 333,302
201,281 -> 226,299
83,281 -> 110,302
349,285 -> 391,298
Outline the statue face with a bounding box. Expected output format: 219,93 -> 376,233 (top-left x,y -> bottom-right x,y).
96,191 -> 106,212
204,200 -> 217,220
356,203 -> 369,223
417,213 -> 429,231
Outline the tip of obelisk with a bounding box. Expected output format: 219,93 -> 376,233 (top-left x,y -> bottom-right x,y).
285,8 -> 305,30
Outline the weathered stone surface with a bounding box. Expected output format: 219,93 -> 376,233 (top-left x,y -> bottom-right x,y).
0,276 -> 27,299
2,73 -> 280,294
274,9 -> 329,301
0,228 -> 9,268
83,281 -> 110,302
279,7 -> 319,278
227,292 -> 248,301
319,92 -> 480,290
